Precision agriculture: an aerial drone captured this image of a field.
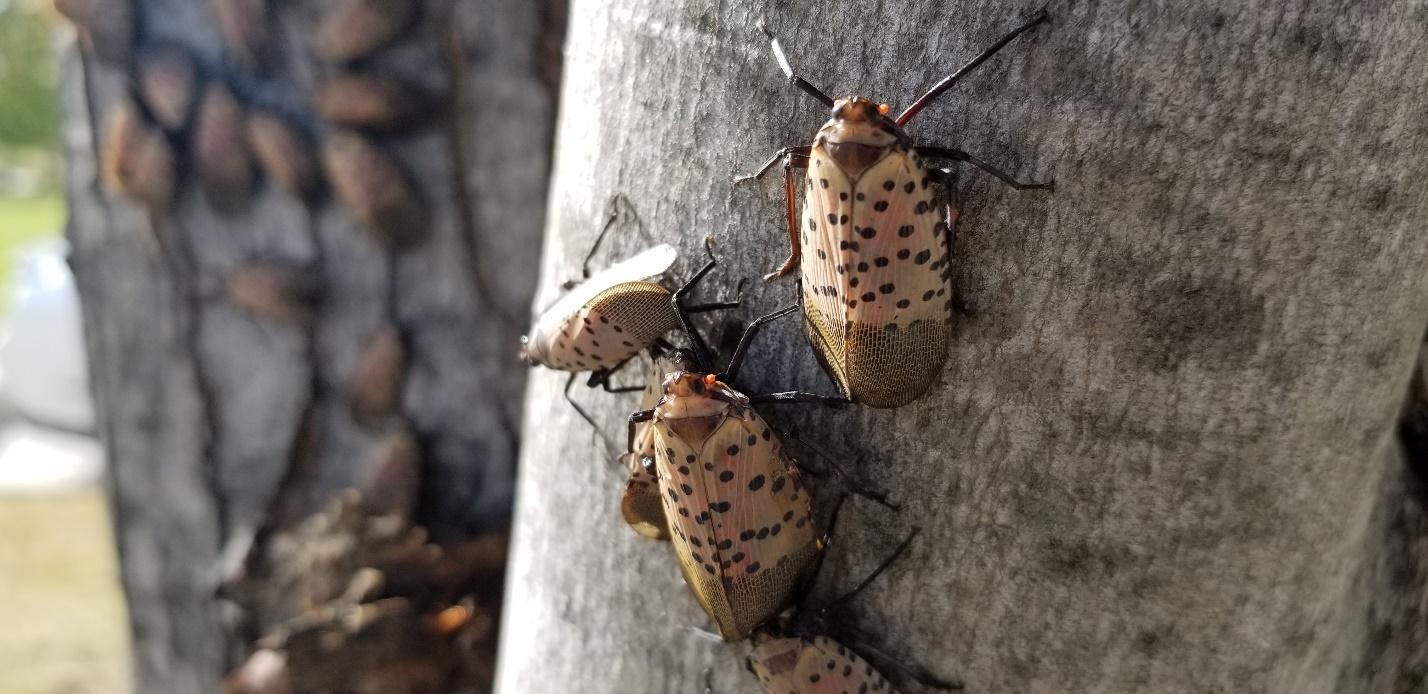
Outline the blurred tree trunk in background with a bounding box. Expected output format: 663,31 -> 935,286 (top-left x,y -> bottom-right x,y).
500,1 -> 1428,692
57,0 -> 560,690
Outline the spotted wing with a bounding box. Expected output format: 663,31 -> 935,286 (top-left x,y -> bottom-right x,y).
620,358 -> 671,540
658,406 -> 818,640
542,281 -> 676,371
528,244 -> 677,366
800,146 -> 856,397
842,150 -> 950,407
792,636 -> 897,694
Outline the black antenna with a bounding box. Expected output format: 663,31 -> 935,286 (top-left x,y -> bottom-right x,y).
895,10 -> 1048,126
759,21 -> 835,109
671,237 -> 721,371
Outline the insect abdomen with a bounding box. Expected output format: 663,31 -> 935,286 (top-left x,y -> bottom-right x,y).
540,281 -> 677,371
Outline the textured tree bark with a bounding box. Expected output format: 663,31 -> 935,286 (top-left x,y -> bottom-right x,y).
499,1 -> 1428,692
59,0 -> 553,690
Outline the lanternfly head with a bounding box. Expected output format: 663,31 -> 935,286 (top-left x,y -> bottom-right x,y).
831,96 -> 890,123
662,370 -> 708,398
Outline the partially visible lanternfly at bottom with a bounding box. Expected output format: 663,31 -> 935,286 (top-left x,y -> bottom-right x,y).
746,530 -> 962,693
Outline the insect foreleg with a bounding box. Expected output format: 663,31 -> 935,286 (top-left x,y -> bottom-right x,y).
822,529 -> 919,611
626,408 -> 655,455
916,146 -> 1054,191
671,238 -> 723,369
734,145 -> 811,183
765,150 -> 812,281
565,373 -> 618,457
722,304 -> 798,382
930,167 -> 973,318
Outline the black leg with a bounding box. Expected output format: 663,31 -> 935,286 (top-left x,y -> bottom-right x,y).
750,391 -> 849,406
894,10 -> 1050,126
916,146 -> 1053,191
801,491 -> 849,596
757,21 -> 835,108
766,151 -> 812,281
931,166 -> 961,314
565,373 -> 618,456
627,409 -> 655,455
563,193 -> 640,290
684,276 -> 746,315
786,433 -> 895,509
586,357 -> 644,393
721,304 -> 797,382
735,145 -> 811,183
822,528 -> 920,610
671,237 -> 722,371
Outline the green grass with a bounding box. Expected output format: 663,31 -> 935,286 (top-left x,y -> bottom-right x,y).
0,194 -> 63,308
0,492 -> 132,694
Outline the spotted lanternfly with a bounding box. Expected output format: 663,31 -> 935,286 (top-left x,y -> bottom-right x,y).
246,109 -> 322,201
136,43 -> 200,132
619,355 -> 674,540
194,82 -> 258,213
321,129 -> 428,246
746,530 -> 962,693
630,287 -> 846,641
102,99 -> 175,211
313,0 -> 419,64
213,0 -> 274,72
520,242 -> 679,374
642,360 -> 818,641
741,12 -> 1053,408
312,74 -> 434,131
522,211 -> 741,442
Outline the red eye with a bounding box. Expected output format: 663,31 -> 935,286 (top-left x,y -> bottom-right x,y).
703,374 -> 717,386
877,103 -> 890,115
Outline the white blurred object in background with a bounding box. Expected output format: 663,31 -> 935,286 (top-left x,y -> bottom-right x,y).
0,237 -> 101,492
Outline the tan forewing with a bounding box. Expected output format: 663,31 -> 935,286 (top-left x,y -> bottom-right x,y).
793,636 -> 897,694
801,146 -> 856,396
841,149 -> 950,407
538,281 -> 676,371
656,405 -> 818,639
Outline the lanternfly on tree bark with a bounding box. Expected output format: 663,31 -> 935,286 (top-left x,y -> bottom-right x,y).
740,11 -> 1053,408
746,530 -> 960,693
520,202 -> 741,440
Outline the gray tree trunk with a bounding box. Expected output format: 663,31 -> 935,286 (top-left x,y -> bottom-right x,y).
59,0 -> 554,690
499,1 -> 1428,692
